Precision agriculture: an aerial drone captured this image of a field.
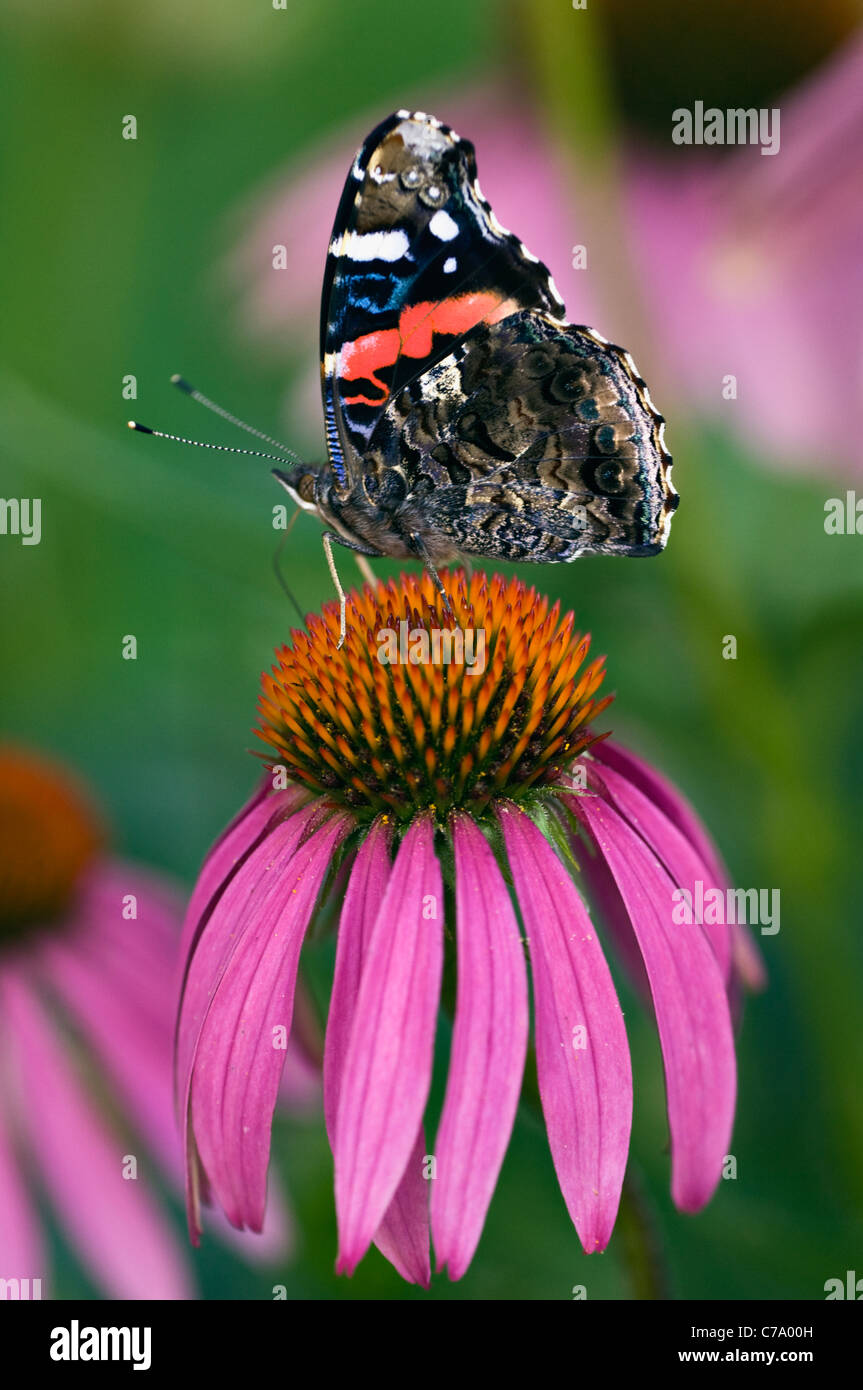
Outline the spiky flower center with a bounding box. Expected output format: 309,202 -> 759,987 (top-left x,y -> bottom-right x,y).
0,747 -> 104,941
256,570 -> 612,823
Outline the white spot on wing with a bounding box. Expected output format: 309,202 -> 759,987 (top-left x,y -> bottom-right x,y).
443,256 -> 457,273
429,209 -> 459,241
331,229 -> 410,262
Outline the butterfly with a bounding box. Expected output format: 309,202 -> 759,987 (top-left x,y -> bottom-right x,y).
273,109 -> 677,641
130,109 -> 677,642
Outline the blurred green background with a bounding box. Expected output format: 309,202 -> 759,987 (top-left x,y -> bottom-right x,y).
1,0 -> 862,1299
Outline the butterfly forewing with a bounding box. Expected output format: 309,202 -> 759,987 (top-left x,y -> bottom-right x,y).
321,109 -> 565,489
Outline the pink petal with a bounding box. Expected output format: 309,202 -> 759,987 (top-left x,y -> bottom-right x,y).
0,967 -> 193,1300
58,865 -> 183,1037
590,761 -> 732,982
572,793 -> 737,1212
0,1015 -> 45,1291
323,818 -> 432,1287
176,799 -> 320,1238
499,804 -> 631,1252
209,1173 -> 294,1264
432,814 -> 528,1278
592,741 -> 727,883
334,815 -> 443,1275
189,809 -> 351,1233
179,783 -> 308,972
593,742 -> 766,990
568,824 -> 651,1001
371,1126 -> 431,1288
36,936 -> 180,1180
323,819 -> 393,1139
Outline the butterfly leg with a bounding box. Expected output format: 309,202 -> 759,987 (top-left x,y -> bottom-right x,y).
322,531 -> 383,648
354,553 -> 377,587
408,532 -> 455,621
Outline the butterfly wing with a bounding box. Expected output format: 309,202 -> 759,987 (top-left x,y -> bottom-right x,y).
320,110 -> 565,491
365,309 -> 678,560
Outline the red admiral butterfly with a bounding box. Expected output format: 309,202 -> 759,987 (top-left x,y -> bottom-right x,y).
277,110 -> 677,638
132,110 -> 677,642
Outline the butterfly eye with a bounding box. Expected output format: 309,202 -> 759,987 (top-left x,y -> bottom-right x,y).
419,183 -> 444,207
363,472 -> 379,498
401,167 -> 422,190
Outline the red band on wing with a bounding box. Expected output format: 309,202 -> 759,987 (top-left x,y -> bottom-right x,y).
338,293 -> 509,398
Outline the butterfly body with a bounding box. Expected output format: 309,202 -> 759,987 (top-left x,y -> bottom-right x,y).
275,109 -> 677,618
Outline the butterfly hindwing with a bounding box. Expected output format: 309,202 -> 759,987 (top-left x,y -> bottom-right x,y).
364,309 -> 678,561
321,110 -> 565,488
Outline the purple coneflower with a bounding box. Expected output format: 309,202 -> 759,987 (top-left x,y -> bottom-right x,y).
178,570 -> 763,1285
0,746 -> 195,1298
0,745 -> 295,1300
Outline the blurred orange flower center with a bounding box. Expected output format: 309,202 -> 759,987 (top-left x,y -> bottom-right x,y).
0,747 -> 104,939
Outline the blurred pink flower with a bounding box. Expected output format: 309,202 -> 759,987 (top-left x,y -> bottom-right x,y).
628,33 -> 863,473
0,745 -> 295,1300
227,40 -> 863,474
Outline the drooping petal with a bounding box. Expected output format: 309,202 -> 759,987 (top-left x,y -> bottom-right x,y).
334,815 -> 443,1275
432,813 -> 528,1278
592,741 -> 727,884
567,823 -> 651,1001
499,804 -> 632,1252
58,866 -> 183,1040
323,817 -> 432,1287
190,809 -> 351,1233
0,967 -> 193,1300
593,741 -> 766,990
210,1172 -> 294,1264
179,784 -> 307,971
591,761 -> 732,982
323,818 -> 393,1138
36,935 -> 180,1179
572,792 -> 737,1212
0,1001 -> 45,1292
372,1126 -> 431,1288
176,800 -> 320,1238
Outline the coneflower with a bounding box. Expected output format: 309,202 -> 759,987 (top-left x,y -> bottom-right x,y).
0,746 -> 193,1298
177,569 -> 762,1285
0,745 -> 296,1299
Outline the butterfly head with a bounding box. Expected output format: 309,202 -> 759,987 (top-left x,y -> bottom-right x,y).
272,464 -> 321,514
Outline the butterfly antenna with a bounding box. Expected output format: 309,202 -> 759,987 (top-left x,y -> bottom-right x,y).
170,375 -> 303,465
127,420 -> 290,465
